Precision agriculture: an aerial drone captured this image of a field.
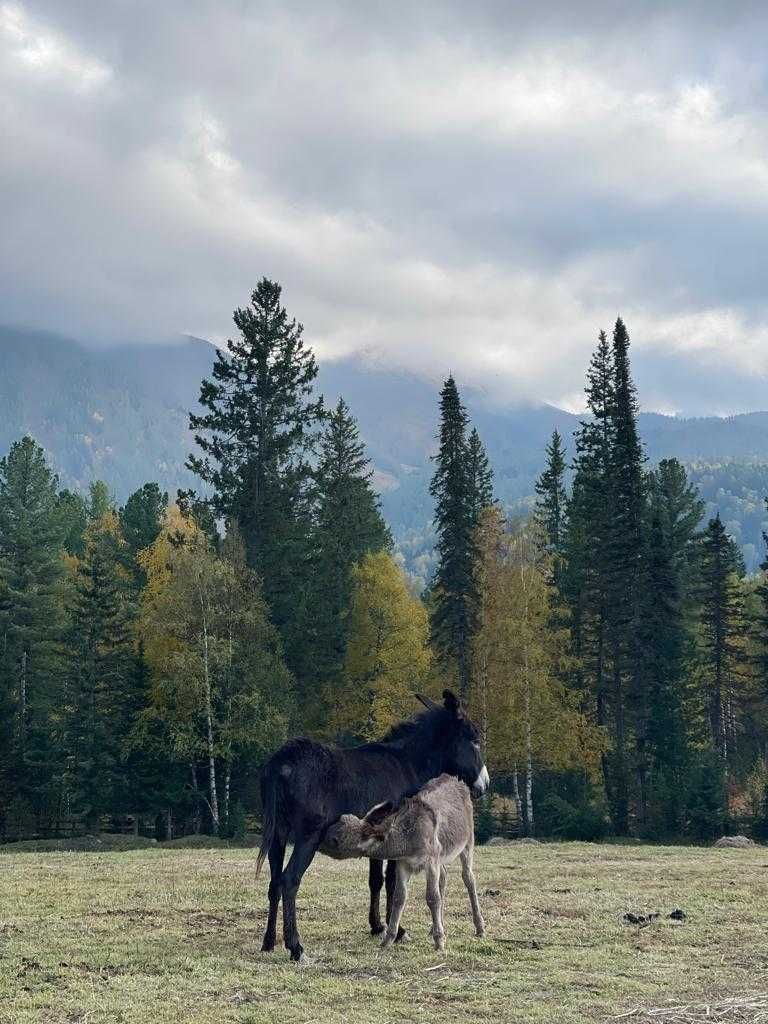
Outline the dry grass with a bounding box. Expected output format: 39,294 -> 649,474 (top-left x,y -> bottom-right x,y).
0,841 -> 767,1024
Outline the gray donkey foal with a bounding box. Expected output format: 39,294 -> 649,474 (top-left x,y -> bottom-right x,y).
323,774 -> 485,950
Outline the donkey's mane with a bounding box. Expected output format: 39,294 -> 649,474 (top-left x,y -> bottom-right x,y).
377,706 -> 445,746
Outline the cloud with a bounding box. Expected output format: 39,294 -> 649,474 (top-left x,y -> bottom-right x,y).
2,1 -> 768,415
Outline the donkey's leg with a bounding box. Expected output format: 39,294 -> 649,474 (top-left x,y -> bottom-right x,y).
385,859 -> 408,942
426,861 -> 445,950
430,865 -> 448,940
368,859 -> 385,935
281,832 -> 320,962
460,846 -> 485,937
382,864 -> 409,948
261,838 -> 286,952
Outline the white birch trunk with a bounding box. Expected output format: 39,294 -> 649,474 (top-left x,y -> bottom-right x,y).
198,578 -> 219,834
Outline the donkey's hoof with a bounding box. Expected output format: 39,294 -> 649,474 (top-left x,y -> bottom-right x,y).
370,924 -> 385,936
289,943 -> 304,963
261,939 -> 276,953
381,936 -> 395,949
476,928 -> 486,938
395,928 -> 410,944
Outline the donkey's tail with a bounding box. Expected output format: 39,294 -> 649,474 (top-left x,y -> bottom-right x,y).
255,764 -> 279,882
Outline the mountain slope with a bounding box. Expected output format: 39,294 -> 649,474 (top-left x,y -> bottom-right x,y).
2,326 -> 768,573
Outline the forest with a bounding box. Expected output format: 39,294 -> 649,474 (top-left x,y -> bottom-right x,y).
1,278 -> 767,845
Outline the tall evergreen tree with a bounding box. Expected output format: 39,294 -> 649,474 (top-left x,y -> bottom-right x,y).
56,489 -> 88,558
635,499 -> 687,834
187,279 -> 325,670
63,513 -> 139,829
754,499 -> 768,691
699,514 -> 744,766
606,317 -> 646,832
534,430 -> 568,556
429,377 -> 477,697
466,427 -> 494,519
120,483 -> 168,555
311,399 -> 390,726
564,332 -> 617,818
88,480 -> 114,520
0,437 -> 65,813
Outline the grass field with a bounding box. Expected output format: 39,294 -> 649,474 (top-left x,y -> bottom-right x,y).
1,840 -> 767,1024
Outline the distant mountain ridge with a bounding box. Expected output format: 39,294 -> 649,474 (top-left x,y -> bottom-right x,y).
2,325 -> 768,573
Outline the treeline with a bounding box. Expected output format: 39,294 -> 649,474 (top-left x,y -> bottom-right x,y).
2,282 -> 768,844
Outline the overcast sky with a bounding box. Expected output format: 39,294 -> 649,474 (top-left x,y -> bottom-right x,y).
3,2 -> 768,415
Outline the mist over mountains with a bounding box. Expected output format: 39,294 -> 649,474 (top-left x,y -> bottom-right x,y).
3,325 -> 768,576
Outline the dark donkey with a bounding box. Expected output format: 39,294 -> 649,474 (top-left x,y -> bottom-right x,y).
256,690 -> 489,961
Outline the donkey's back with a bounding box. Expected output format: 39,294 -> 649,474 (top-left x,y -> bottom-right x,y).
412,774 -> 475,866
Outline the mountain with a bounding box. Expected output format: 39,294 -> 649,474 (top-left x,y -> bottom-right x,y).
2,325 -> 768,577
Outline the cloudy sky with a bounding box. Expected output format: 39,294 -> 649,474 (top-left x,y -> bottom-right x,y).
3,1 -> 768,415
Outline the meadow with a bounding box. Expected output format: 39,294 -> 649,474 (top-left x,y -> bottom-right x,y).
1,840 -> 766,1024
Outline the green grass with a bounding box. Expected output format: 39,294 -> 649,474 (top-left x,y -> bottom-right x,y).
1,841 -> 766,1023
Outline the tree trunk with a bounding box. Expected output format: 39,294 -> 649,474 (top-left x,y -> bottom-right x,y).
224,764 -> 231,831
512,763 -> 523,824
190,763 -> 202,835
18,649 -> 27,753
524,665 -> 534,836
199,580 -> 220,834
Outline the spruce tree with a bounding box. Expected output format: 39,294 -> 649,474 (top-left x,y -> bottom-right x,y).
311,399 -> 390,725
64,514 -> 140,829
564,332 -> 617,818
56,489 -> 88,557
753,499 -> 768,691
635,499 -> 687,835
606,317 -> 646,832
429,377 -> 477,697
534,430 -> 568,555
699,514 -> 744,765
466,427 -> 494,519
187,279 -> 325,669
0,437 -> 66,814
120,483 -> 168,555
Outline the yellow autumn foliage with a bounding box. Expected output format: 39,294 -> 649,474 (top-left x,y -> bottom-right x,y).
331,551 -> 431,740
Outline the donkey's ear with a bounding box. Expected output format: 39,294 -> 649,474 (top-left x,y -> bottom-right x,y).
442,689 -> 460,716
363,801 -> 395,826
415,693 -> 438,710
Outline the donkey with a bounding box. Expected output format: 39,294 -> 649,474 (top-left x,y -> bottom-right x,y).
323,774 -> 485,950
255,690 -> 489,961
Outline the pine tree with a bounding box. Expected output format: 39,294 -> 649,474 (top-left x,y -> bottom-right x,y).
466,427 -> 494,519
63,513 -> 140,829
429,377 -> 477,697
534,431 -> 568,556
753,499 -> 768,691
0,437 -> 66,814
564,332 -> 617,819
120,483 -> 168,555
187,279 -> 325,674
699,514 -> 744,766
88,480 -> 114,520
635,498 -> 687,835
310,398 -> 390,726
56,489 -> 88,557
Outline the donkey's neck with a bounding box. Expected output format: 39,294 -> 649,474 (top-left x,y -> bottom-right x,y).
384,731 -> 445,789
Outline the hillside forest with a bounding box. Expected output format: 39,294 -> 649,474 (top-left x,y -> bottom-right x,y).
2,279 -> 768,844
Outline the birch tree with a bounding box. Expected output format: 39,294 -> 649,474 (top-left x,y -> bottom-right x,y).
138,509 -> 292,833
471,509 -> 605,833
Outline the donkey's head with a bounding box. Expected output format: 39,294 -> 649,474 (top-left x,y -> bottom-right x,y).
323,801 -> 397,860
417,690 -> 489,797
